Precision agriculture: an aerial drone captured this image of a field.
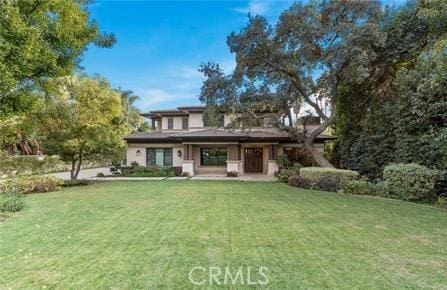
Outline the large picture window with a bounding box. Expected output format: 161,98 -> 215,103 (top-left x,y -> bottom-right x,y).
200,148 -> 227,166
146,148 -> 173,166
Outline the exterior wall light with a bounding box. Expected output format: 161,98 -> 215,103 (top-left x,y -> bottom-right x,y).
136,149 -> 141,156
177,150 -> 182,157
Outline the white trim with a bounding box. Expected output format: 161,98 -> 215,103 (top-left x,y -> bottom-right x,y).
128,143 -> 178,148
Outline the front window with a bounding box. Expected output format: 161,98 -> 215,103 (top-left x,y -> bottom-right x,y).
168,118 -> 174,129
146,148 -> 173,166
182,117 -> 188,129
200,148 -> 227,166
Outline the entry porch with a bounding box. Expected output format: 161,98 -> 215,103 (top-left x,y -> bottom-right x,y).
181,143 -> 279,177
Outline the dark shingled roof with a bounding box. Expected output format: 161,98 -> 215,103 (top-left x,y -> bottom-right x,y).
124,129 -> 335,143
172,129 -> 246,139
123,132 -> 174,142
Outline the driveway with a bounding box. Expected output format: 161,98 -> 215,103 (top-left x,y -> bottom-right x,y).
47,167 -> 111,180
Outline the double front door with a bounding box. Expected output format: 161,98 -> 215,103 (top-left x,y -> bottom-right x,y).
244,148 -> 263,173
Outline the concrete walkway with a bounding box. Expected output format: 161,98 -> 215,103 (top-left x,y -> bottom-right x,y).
94,174 -> 276,182
47,167 -> 276,182
46,167 -> 111,180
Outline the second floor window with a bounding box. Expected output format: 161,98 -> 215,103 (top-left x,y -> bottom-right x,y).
182,117 -> 188,129
218,114 -> 225,127
168,118 -> 174,129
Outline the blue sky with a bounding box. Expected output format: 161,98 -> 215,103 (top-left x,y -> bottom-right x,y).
81,0 -> 405,112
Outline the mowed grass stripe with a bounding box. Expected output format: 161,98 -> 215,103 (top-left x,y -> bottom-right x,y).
0,181 -> 446,289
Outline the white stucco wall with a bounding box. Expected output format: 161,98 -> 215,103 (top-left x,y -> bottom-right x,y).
126,147 -> 146,166
172,145 -> 183,167
189,113 -> 204,128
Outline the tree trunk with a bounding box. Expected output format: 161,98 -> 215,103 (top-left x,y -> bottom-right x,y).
73,154 -> 83,180
70,159 -> 76,180
287,111 -> 293,127
304,138 -> 334,168
302,107 -> 336,168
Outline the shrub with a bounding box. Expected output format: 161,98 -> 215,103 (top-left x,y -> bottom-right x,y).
276,166 -> 301,183
300,167 -> 359,186
227,171 -> 238,177
288,175 -> 310,189
276,153 -> 292,169
1,176 -> 64,194
122,166 -> 175,177
341,179 -> 375,196
63,179 -> 95,187
436,170 -> 447,197
374,181 -> 391,198
173,167 -> 182,177
96,172 -> 105,177
313,175 -> 341,192
383,163 -> 439,202
436,196 -> 447,209
0,193 -> 24,212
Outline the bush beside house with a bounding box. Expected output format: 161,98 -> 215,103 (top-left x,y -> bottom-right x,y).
120,166 -> 176,177
341,180 -> 376,196
299,167 -> 359,186
282,163 -> 443,206
382,163 -> 439,203
0,176 -> 64,195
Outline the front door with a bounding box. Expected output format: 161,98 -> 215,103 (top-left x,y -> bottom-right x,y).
244,148 -> 263,173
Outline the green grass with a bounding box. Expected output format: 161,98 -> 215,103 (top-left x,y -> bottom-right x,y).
1,181 -> 446,289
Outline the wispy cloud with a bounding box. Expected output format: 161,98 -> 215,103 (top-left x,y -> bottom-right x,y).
131,59 -> 235,111
232,0 -> 268,15
136,88 -> 194,109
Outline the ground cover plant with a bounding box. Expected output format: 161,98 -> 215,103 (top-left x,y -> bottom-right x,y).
120,166 -> 175,177
0,181 -> 446,289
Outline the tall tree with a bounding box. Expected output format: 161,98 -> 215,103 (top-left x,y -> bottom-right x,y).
336,0 -> 447,177
39,75 -> 124,180
200,0 -> 382,167
117,89 -> 149,133
0,0 -> 115,117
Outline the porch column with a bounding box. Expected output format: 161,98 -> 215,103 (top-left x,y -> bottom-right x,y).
182,144 -> 195,176
226,144 -> 242,176
267,145 -> 279,175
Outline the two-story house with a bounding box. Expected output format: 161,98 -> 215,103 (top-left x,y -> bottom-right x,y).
124,106 -> 333,176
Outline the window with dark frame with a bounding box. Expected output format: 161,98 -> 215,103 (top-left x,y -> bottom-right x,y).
182,117 -> 188,129
200,148 -> 227,166
218,114 -> 225,127
146,148 -> 173,166
167,118 -> 174,129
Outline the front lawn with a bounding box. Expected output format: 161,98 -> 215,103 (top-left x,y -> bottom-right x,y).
1,181 -> 446,289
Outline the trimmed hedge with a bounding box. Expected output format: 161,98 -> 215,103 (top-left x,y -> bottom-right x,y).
314,175 -> 341,192
121,166 -> 175,177
300,167 -> 359,185
341,180 -> 376,196
0,176 -> 64,194
383,163 -> 439,202
288,175 -> 310,189
276,166 -> 301,183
